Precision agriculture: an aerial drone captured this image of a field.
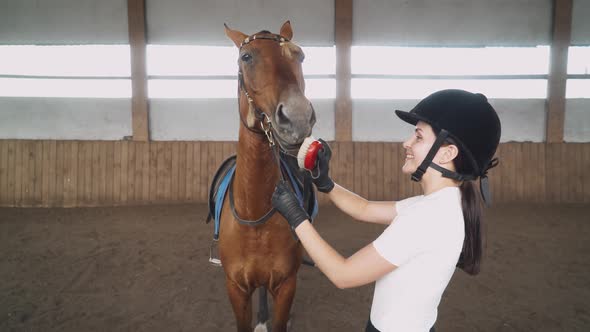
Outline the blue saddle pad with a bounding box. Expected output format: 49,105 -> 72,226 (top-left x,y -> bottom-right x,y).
207,154 -> 318,240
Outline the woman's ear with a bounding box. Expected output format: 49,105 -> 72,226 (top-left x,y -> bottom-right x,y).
438,144 -> 459,165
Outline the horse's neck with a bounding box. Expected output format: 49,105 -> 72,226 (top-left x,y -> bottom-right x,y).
233,126 -> 281,220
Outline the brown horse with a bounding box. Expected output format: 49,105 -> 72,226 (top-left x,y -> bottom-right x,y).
219,22 -> 316,332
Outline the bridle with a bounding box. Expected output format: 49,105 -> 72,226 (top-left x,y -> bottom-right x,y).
231,32 -> 302,225
236,32 -> 311,156
236,33 -> 294,144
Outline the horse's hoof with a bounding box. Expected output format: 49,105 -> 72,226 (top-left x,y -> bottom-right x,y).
254,322 -> 268,332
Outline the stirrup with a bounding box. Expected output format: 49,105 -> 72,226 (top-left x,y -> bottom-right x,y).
209,239 -> 222,267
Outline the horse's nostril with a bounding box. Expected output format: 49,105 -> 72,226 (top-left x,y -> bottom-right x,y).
276,104 -> 289,125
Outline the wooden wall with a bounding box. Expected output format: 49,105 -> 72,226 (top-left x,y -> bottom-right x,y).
0,140 -> 588,207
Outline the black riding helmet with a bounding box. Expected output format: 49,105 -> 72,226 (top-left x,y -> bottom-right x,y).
395,89 -> 501,205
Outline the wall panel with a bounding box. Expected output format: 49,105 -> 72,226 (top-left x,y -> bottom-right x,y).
353,0 -> 551,46
149,99 -> 335,141
0,140 -> 588,207
353,99 -> 548,142
585,144 -> 590,203
146,0 -> 334,45
0,98 -> 132,140
571,0 -> 590,45
565,99 -> 590,142
0,0 -> 129,44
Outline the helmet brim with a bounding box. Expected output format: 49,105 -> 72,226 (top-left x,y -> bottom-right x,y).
395,110 -> 429,126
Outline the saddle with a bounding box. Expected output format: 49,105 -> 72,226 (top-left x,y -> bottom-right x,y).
206,154 -> 318,265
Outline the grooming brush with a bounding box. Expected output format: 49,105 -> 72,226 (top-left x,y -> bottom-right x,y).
297,136 -> 323,171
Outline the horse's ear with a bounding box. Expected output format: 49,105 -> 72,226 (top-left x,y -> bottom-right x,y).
224,23 -> 248,48
279,20 -> 293,40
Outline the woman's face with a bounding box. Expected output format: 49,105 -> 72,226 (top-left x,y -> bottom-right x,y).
401,121 -> 436,175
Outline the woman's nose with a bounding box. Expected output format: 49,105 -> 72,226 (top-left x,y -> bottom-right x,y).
402,137 -> 412,149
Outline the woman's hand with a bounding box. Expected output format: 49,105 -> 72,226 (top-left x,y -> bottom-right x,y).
271,181 -> 310,230
312,139 -> 335,193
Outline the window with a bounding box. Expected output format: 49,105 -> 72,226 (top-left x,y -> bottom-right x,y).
352,78 -> 547,99
146,45 -> 336,98
0,78 -> 130,98
4,45 -> 583,99
567,46 -> 590,98
0,45 -> 130,98
351,46 -> 550,99
568,46 -> 590,74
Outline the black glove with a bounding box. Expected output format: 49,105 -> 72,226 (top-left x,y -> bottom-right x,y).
271,181 -> 310,230
312,139 -> 335,193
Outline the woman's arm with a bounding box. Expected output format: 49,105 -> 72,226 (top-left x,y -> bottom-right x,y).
272,182 -> 396,289
296,220 -> 396,289
328,184 -> 397,225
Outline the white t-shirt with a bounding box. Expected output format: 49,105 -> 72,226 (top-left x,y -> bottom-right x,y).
370,186 -> 465,332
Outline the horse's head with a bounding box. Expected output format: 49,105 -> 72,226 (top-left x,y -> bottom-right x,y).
225,21 -> 316,150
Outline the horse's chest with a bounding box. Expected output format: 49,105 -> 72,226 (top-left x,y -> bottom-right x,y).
219,218 -> 301,284
220,217 -> 298,259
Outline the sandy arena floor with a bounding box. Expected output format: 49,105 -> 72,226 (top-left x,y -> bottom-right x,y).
1,203 -> 589,331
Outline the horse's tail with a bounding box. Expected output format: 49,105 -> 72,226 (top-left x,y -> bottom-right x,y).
254,287 -> 269,332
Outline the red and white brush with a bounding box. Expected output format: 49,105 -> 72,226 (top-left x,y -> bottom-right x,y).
297,136 -> 323,171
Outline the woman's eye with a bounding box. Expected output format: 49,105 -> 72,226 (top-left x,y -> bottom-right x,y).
241,53 -> 252,62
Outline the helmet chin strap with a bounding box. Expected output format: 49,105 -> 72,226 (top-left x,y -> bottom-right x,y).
410,129 -> 497,206
411,129 -> 450,182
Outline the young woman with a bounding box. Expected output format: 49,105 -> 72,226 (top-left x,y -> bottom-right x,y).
271,89 -> 502,332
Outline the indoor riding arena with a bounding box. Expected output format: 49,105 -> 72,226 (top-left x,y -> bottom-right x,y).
1,1 -> 589,331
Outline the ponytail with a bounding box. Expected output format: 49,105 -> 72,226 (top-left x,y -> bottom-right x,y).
440,133 -> 484,276
456,180 -> 483,275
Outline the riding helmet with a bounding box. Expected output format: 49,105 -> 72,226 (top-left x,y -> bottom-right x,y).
395,89 -> 502,204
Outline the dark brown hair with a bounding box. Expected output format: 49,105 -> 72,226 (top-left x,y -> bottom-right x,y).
442,135 -> 483,276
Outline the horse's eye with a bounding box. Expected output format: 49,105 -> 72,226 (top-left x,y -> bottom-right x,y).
241,53 -> 252,62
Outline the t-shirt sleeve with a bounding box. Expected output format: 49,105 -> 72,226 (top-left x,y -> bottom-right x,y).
373,214 -> 425,267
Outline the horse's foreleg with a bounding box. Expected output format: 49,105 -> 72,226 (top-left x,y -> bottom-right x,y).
226,278 -> 254,332
270,275 -> 297,332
